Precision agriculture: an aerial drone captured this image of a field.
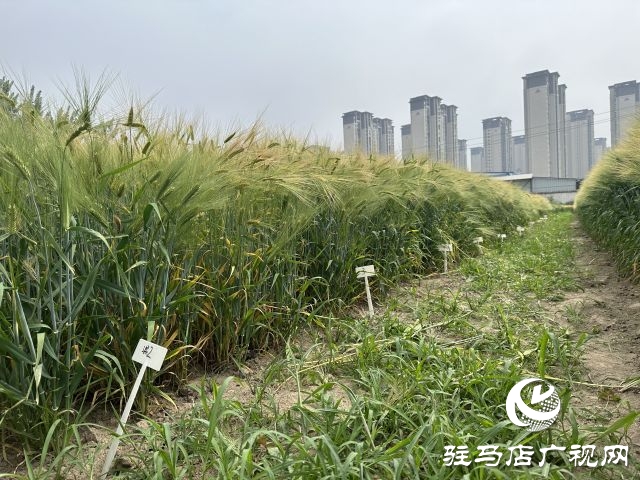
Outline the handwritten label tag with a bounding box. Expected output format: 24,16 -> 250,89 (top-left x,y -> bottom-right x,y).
473,236 -> 483,244
498,234 -> 507,240
132,339 -> 167,372
438,243 -> 453,252
355,265 -> 376,278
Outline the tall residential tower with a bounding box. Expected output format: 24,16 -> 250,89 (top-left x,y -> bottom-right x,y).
410,95 -> 442,160
523,70 -> 567,177
512,135 -> 526,173
401,124 -> 412,160
342,111 -> 375,154
408,95 -> 458,164
457,139 -> 468,170
593,137 -> 608,163
342,111 -> 394,156
470,147 -> 484,172
374,118 -> 395,156
482,117 -> 512,172
609,81 -> 640,147
442,104 -> 459,166
565,109 -> 594,179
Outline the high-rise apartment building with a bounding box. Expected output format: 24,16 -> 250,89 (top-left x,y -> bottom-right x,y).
523,70 -> 567,177
470,147 -> 484,172
401,124 -> 412,160
410,95 -> 441,159
442,104 -> 458,166
457,139 -> 468,170
482,117 -> 512,172
343,111 -> 375,154
342,111 -> 394,156
409,95 -> 457,163
609,81 -> 640,146
374,118 -> 395,156
558,83 -> 567,176
512,135 -> 526,173
594,137 -> 608,163
565,109 -> 594,179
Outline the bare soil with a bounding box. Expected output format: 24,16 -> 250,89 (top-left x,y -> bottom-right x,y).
551,222 -> 640,458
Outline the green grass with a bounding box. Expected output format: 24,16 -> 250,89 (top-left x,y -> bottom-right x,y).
10,210 -> 637,479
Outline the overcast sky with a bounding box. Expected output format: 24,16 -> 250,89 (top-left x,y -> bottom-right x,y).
2,0 -> 638,153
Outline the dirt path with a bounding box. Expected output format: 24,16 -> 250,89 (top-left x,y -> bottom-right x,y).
553,221 -> 640,457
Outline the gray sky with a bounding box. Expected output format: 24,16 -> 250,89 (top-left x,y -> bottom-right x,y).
2,0 -> 638,153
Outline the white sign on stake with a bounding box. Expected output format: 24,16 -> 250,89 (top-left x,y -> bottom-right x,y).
438,243 -> 453,273
355,264 -> 375,278
101,339 -> 168,477
473,237 -> 484,254
355,265 -> 376,317
498,233 -> 507,243
132,339 -> 167,372
516,226 -> 525,236
438,243 -> 453,253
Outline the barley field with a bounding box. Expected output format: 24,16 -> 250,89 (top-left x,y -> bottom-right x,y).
0,78 -> 549,449
1,78 -> 638,479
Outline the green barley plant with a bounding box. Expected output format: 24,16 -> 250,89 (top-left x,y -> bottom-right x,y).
0,73 -> 551,453
11,208 -> 638,479
575,121 -> 640,283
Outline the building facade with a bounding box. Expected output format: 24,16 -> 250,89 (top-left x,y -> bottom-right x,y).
442,104 -> 458,166
565,109 -> 594,179
401,124 -> 412,160
409,95 -> 457,163
609,81 -> 640,147
482,117 -> 512,172
410,95 -> 441,159
374,118 -> 395,156
343,111 -> 374,154
593,137 -> 608,163
558,83 -> 567,176
457,139 -> 468,170
470,146 -> 484,172
523,70 -> 567,177
342,111 -> 394,156
512,135 -> 526,173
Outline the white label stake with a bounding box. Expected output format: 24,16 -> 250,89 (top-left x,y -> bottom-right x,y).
516,226 -> 525,236
498,233 -> 507,243
101,339 -> 167,477
473,237 -> 483,255
438,244 -> 453,273
355,265 -> 376,317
